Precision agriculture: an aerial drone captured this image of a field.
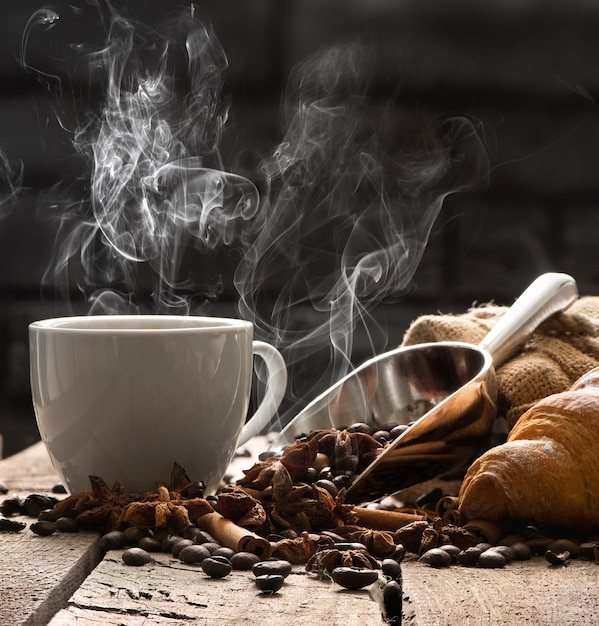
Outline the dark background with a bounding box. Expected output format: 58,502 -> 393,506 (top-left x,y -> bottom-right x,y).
1,0 -> 599,457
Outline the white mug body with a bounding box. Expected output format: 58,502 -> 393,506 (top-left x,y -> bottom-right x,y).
29,315 -> 256,494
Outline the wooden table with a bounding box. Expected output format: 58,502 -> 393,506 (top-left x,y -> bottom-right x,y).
1,442 -> 599,626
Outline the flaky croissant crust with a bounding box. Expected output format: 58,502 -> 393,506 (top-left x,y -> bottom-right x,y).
458,366 -> 599,530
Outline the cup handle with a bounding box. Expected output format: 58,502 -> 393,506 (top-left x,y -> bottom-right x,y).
237,341 -> 287,446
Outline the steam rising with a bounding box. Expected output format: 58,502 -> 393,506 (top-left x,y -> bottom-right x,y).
23,5 -> 488,426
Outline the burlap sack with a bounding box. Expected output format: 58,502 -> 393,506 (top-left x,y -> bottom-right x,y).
401,296 -> 599,429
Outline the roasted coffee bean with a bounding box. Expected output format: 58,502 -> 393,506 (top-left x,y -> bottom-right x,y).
439,544 -> 461,563
206,495 -> 220,512
258,450 -> 279,462
318,467 -> 334,482
0,495 -> 23,516
190,529 -> 218,544
332,474 -> 353,491
545,549 -> 570,565
51,483 -> 68,494
212,547 -> 236,560
30,521 -> 58,536
389,544 -> 406,563
138,537 -> 162,552
419,548 -> 452,568
314,479 -> 338,499
304,467 -> 319,483
180,480 -> 205,499
373,430 -> 390,444
252,560 -> 292,579
254,574 -> 285,594
230,551 -> 261,570
201,556 -> 232,578
457,547 -> 482,567
279,529 -> 298,540
123,526 -> 152,546
331,566 -> 379,590
475,542 -> 492,553
526,537 -> 553,556
196,542 -> 218,554
579,541 -> 599,560
0,481 -> 8,494
99,530 -> 127,551
160,534 -> 183,552
171,539 -> 194,557
477,550 -> 506,569
23,494 -> 58,517
548,539 -> 580,559
346,422 -> 374,435
381,558 -> 402,581
0,516 -> 26,532
383,580 -> 403,624
389,425 -> 409,440
55,517 -> 79,533
510,542 -> 533,561
122,547 -> 152,566
179,545 -> 211,564
491,545 -> 515,563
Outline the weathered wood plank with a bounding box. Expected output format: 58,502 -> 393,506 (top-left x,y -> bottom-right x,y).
0,444 -> 103,626
48,551 -> 385,625
401,557 -> 599,625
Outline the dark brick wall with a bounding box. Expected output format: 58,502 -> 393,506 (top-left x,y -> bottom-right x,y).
1,0 -> 599,454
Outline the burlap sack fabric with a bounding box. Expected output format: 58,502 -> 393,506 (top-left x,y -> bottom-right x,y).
401,296 -> 599,429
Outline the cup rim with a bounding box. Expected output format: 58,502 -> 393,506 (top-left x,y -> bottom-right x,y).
29,315 -> 253,333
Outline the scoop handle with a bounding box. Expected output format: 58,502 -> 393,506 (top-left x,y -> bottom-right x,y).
478,272 -> 578,367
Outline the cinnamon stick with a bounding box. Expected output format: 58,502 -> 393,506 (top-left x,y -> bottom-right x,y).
196,511 -> 272,559
351,507 -> 426,531
463,518 -> 508,545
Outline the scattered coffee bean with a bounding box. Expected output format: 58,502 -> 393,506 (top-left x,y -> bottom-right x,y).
51,483 -> 68,494
331,566 -> 379,590
55,517 -> 79,533
123,526 -> 152,546
230,551 -> 261,570
526,537 -> 553,556
383,580 -> 403,624
0,516 -> 26,532
99,530 -> 127,551
509,542 -> 533,561
179,545 -> 211,564
0,481 -> 9,494
258,450 -> 279,462
548,539 -> 579,559
477,549 -> 506,569
389,544 -> 406,563
314,479 -> 338,499
200,542 -> 222,555
160,534 -> 183,552
346,422 -> 373,435
439,544 -> 461,563
491,545 -> 515,563
304,467 -> 319,483
190,529 -> 218,544
122,547 -> 152,566
138,537 -> 162,552
252,560 -> 292,579
318,467 -> 334,482
180,480 -> 205,499
22,494 -> 58,518
0,495 -> 23,516
171,539 -> 194,557
579,541 -> 599,560
457,547 -> 482,567
419,548 -> 452,568
212,547 -> 236,560
30,521 -> 58,536
475,542 -> 492,553
201,556 -> 232,578
332,474 -> 353,491
373,430 -> 390,444
381,558 -> 402,581
254,574 -> 285,594
545,549 -> 570,566
389,425 -> 409,440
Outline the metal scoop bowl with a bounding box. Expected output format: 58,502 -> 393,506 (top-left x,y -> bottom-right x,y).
270,273 -> 578,502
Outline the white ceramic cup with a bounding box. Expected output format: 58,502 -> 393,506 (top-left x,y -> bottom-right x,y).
29,315 -> 287,495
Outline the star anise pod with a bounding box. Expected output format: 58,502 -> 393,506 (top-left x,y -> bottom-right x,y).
216,486 -> 268,532
334,524 -> 396,558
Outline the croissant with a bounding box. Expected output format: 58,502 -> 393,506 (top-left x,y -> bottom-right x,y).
458,366 -> 599,531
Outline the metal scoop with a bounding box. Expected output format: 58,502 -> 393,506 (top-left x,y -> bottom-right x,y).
270,272 -> 578,502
